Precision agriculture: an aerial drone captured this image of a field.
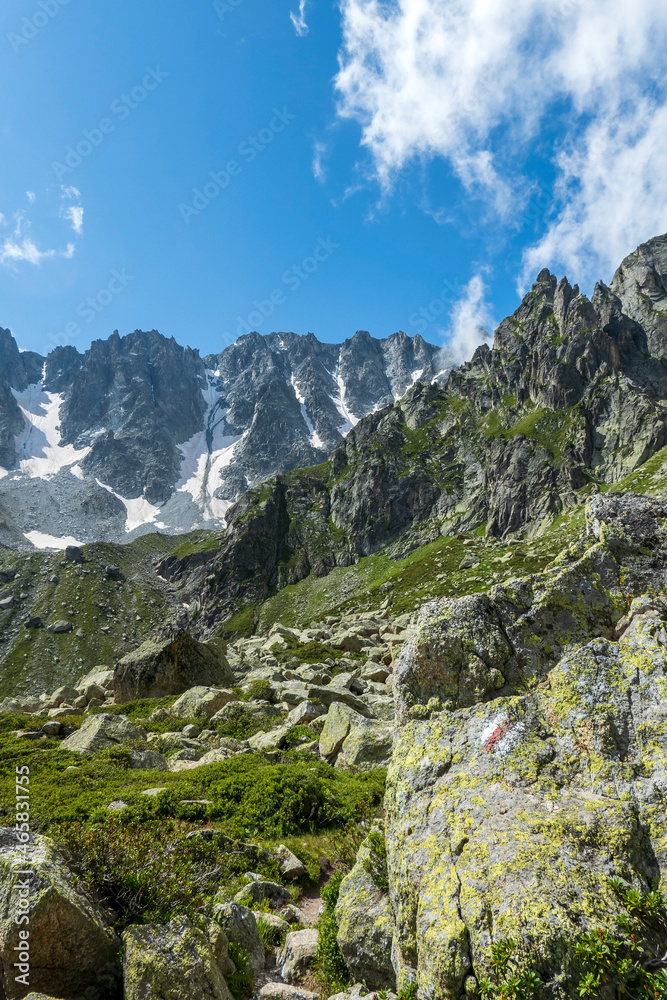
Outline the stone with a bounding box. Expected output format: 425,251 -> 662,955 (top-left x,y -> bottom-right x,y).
182,723 -> 199,737
114,631 -> 234,703
50,686 -> 80,707
123,915 -> 233,1000
128,749 -> 169,770
213,902 -> 265,975
234,880 -> 291,910
0,829 -> 119,999
76,667 -> 115,691
247,725 -> 291,750
319,702 -> 366,760
277,928 -> 319,983
47,620 -> 73,634
287,700 -> 325,725
41,721 -> 61,736
276,844 -> 307,880
335,833 -> 396,990
47,706 -> 84,719
170,686 -> 236,721
253,911 -> 290,933
107,800 -> 128,812
329,631 -> 365,653
336,721 -> 394,772
257,986 -> 319,1000
141,787 -> 168,797
61,713 -> 147,754
208,920 -> 235,977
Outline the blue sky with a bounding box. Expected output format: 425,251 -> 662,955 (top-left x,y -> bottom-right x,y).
1,0 -> 667,361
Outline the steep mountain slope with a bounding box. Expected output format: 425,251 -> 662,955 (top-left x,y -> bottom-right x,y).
163,234 -> 667,631
0,328 -> 443,549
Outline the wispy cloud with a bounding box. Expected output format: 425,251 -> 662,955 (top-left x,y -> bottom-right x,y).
0,237 -> 75,266
290,0 -> 309,36
26,191 -> 36,204
64,205 -> 84,235
312,140 -> 326,181
335,0 -> 667,284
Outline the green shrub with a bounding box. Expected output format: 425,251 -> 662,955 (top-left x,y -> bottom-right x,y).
227,942 -> 254,999
55,819 -> 246,927
216,703 -> 279,741
316,871 -> 350,995
362,827 -> 389,891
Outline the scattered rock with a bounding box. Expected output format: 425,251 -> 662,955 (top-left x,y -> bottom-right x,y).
319,702 -> 366,760
170,686 -> 236,721
277,928 -> 319,983
276,844 -> 307,881
213,902 -> 265,975
47,621 -> 74,634
257,985 -> 319,1000
234,880 -> 291,910
61,713 -> 147,754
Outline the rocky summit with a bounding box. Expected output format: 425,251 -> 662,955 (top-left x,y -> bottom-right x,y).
0,327 -> 445,551
4,234 -> 667,1000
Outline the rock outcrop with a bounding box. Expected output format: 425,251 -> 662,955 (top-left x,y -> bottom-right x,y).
0,829 -> 119,999
381,493 -> 667,996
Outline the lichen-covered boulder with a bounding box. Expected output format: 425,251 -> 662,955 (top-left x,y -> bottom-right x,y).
0,830 -> 119,999
277,928 -> 319,983
123,916 -> 233,1000
60,713 -> 146,754
114,631 -> 233,703
170,686 -> 236,721
386,498 -> 667,996
319,702 -> 365,759
336,720 -> 393,772
213,902 -> 265,975
335,832 -> 396,990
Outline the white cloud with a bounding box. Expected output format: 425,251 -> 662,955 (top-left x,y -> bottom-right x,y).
312,140 -> 326,181
64,205 -> 84,235
0,237 -> 75,266
440,273 -> 494,367
290,0 -> 309,36
335,0 -> 667,282
26,191 -> 36,204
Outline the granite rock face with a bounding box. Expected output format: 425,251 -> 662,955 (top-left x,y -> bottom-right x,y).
381,494 -> 667,997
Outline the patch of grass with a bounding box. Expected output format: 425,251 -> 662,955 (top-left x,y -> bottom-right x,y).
165,531 -> 224,561
256,915 -> 286,949
216,704 -> 281,741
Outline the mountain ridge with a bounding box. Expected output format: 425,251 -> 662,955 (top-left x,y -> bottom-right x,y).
0,326 -> 447,550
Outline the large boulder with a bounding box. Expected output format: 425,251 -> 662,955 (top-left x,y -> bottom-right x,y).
123,916 -> 233,1000
276,929 -> 319,983
335,832 -> 396,990
114,631 -> 233,703
60,713 -> 146,754
0,830 -> 119,999
213,902 -> 265,975
386,496 -> 667,996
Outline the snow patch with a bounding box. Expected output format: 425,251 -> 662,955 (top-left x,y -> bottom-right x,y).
70,464 -> 85,480
96,480 -> 162,534
290,374 -> 325,449
25,531 -> 84,550
175,372 -> 242,523
331,360 -> 359,435
0,468 -> 8,480
12,378 -> 90,479
411,368 -> 424,384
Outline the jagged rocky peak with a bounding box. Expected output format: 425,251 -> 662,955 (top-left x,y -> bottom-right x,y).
0,325 -> 443,550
